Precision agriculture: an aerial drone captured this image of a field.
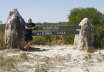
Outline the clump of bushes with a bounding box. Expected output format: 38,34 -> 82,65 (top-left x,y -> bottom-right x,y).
0,24 -> 5,48
0,56 -> 17,71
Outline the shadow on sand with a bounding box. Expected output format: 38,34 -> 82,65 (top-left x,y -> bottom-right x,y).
21,47 -> 48,52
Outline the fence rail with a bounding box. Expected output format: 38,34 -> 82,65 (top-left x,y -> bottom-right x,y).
35,25 -> 81,30
32,25 -> 81,36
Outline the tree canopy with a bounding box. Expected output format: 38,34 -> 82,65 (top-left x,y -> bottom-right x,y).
68,8 -> 104,48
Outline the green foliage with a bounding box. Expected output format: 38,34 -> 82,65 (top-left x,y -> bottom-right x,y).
0,24 -> 5,46
63,35 -> 75,44
32,36 -> 47,45
68,8 -> 103,25
68,8 -> 104,48
0,24 -> 5,32
19,53 -> 28,60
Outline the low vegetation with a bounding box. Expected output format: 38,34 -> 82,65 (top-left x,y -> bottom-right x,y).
0,24 -> 5,47
19,53 -> 28,60
0,56 -> 18,72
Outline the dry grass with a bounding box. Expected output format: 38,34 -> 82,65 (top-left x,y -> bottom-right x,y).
19,53 -> 28,60
0,56 -> 17,71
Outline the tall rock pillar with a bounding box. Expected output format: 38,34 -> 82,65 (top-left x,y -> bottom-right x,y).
74,18 -> 94,51
4,9 -> 25,49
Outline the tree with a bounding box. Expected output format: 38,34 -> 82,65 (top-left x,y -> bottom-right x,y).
68,8 -> 104,48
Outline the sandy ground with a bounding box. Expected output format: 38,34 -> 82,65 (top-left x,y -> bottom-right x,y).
0,45 -> 104,72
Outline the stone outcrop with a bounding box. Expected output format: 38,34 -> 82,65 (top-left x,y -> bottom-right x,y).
74,18 -> 94,51
4,9 -> 25,49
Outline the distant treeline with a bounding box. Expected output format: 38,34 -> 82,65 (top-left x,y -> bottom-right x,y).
0,24 -> 5,46
0,24 -> 5,32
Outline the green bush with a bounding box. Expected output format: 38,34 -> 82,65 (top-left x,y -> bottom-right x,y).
0,24 -> 5,46
32,36 -> 48,45
68,8 -> 104,48
63,35 -> 75,44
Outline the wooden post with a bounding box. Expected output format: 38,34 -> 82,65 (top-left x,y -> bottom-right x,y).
4,9 -> 25,49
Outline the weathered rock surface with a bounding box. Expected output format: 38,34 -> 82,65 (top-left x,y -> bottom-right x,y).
74,18 -> 94,51
4,9 -> 25,49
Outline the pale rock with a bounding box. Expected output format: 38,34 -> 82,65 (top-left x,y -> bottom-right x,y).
74,18 -> 94,51
4,9 -> 25,49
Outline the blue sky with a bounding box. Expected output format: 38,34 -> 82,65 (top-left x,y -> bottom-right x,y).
0,0 -> 104,23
